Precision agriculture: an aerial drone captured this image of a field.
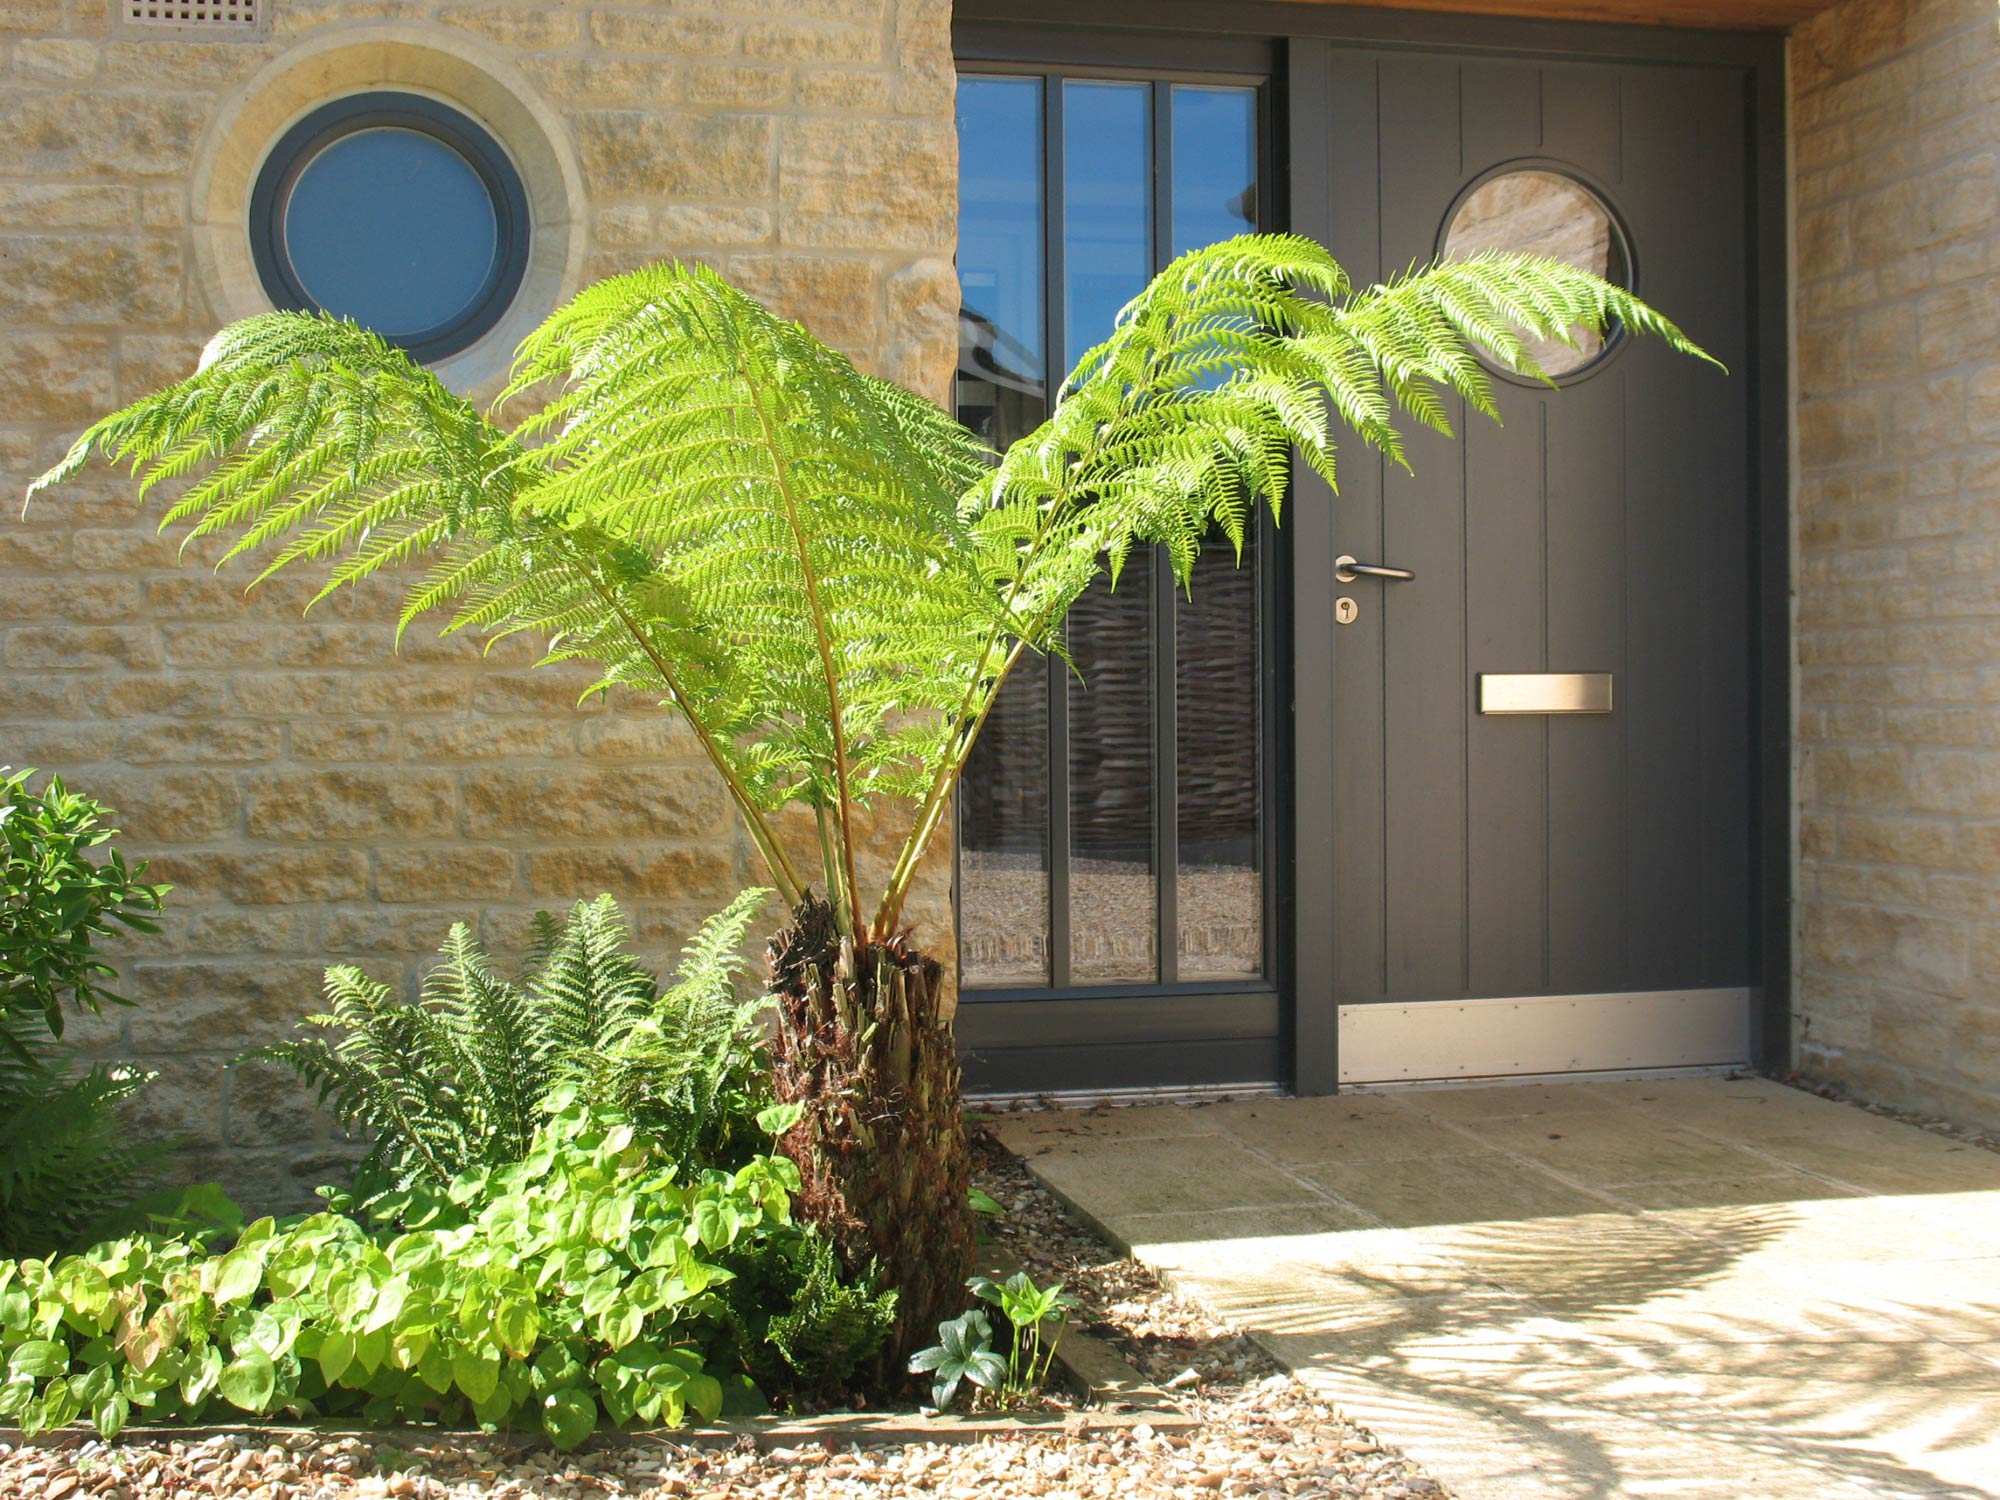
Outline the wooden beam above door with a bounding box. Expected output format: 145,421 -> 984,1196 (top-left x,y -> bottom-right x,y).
1282,0 -> 1835,31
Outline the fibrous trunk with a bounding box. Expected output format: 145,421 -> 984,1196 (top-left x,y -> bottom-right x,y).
765,893 -> 974,1373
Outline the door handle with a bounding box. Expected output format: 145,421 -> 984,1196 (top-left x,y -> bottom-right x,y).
1334,555 -> 1416,584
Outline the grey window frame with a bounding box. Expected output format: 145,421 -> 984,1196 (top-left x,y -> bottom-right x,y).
249,90 -> 531,364
952,37 -> 1296,1095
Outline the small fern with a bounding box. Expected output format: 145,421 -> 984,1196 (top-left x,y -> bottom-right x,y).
0,1028 -> 168,1259
761,1230 -> 898,1395
573,887 -> 773,1167
249,892 -> 771,1192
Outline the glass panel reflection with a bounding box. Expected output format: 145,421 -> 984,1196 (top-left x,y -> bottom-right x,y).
1171,85 -> 1257,251
955,74 -> 1052,986
1070,568 -> 1157,982
1177,530 -> 1261,979
957,656 -> 1052,987
1441,170 -> 1628,376
955,77 -> 1047,452
953,69 -> 1267,994
286,128 -> 498,339
1063,81 -> 1151,368
1063,80 -> 1157,983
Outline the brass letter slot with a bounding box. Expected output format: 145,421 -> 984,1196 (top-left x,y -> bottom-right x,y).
1478,672 -> 1614,715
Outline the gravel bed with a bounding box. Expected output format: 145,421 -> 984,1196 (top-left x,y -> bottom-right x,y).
1782,1070 -> 2000,1153
0,1126 -> 1448,1500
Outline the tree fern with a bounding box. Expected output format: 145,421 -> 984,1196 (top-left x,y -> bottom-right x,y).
250,893 -> 771,1191
28,238 -> 1714,942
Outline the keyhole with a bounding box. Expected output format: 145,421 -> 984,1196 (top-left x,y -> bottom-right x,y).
1335,596 -> 1359,625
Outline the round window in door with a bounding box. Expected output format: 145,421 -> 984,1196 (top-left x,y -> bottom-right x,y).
1440,166 -> 1632,381
250,92 -> 530,363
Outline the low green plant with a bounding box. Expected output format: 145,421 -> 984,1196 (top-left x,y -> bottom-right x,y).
908,1308 -> 1004,1412
0,769 -> 173,1257
0,1095 -> 864,1445
910,1270 -> 1081,1411
252,891 -> 771,1196
726,1209 -> 898,1400
968,1271 -> 1079,1400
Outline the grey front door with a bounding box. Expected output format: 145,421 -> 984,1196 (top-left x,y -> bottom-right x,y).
1293,49 -> 1760,1087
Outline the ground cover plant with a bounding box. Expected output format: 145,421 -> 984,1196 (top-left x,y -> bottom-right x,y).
910,1269 -> 1080,1411
0,1093 -> 880,1446
28,233 -> 1715,1365
0,769 -> 171,1258
0,886 -> 896,1445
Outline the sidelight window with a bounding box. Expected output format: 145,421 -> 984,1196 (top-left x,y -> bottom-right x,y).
954,71 -> 1271,994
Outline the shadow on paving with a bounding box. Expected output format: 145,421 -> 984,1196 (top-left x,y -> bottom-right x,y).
1258,1208 -> 2000,1500
999,1079 -> 2000,1500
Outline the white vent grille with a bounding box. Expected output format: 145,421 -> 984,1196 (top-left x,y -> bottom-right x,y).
127,0 -> 258,26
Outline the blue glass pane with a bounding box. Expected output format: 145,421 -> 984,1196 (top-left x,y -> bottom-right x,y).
285,127 -> 498,339
954,76 -> 1046,453
1062,80 -> 1150,366
1063,81 -> 1157,982
1171,86 -> 1257,254
955,75 -> 1051,985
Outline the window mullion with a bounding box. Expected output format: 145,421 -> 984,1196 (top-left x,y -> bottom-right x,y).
1045,72 -> 1073,991
1152,80 -> 1179,988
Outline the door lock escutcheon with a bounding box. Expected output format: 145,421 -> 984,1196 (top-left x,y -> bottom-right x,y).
1335,596 -> 1359,625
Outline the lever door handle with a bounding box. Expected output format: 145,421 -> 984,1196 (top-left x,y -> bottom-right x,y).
1334,554 -> 1416,584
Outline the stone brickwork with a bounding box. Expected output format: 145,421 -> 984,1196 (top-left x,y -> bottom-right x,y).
1793,0 -> 2000,1128
0,0 -> 959,1204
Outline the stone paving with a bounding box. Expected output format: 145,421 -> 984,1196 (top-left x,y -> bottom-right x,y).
996,1075 -> 2000,1500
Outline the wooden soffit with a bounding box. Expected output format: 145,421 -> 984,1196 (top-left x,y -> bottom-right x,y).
1285,0 -> 1839,31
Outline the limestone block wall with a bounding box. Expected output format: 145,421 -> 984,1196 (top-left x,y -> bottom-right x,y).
1792,0 -> 2000,1128
0,0 -> 960,1205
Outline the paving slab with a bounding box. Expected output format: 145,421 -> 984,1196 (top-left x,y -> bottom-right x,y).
997,1076 -> 2000,1499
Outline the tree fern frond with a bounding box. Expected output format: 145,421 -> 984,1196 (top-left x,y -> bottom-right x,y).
32,240 -> 1712,946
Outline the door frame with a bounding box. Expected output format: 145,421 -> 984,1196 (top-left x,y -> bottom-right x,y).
952,0 -> 1793,1098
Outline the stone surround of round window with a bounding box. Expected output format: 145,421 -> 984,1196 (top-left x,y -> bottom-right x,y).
1439,165 -> 1633,383
188,26 -> 586,393
249,93 -> 531,363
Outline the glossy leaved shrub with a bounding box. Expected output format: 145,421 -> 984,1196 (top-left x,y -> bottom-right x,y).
0,1096 -> 892,1446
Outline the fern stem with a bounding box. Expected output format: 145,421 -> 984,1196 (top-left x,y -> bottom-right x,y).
739,359 -> 865,937
876,637 -> 1032,939
814,804 -> 850,927
572,558 -> 807,904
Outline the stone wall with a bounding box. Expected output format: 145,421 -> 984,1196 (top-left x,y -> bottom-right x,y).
1792,0 -> 2000,1128
0,0 -> 960,1205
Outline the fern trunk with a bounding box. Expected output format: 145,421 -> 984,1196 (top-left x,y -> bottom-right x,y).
764,894 -> 974,1374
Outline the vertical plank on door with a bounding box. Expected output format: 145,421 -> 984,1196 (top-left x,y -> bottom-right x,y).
1328,49 -> 1389,1005
1466,389 -> 1553,998
1623,65 -> 1754,988
1459,59 -> 1542,166
1540,63 -> 1623,186
1378,55 -> 1469,999
1459,59 -> 1560,1000
1546,369 -> 1630,994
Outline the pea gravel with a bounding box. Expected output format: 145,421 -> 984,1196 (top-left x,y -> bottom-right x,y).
0,1124 -> 1450,1500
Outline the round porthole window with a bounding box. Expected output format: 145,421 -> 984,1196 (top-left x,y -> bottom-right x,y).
250,91 -> 530,363
1440,167 -> 1631,381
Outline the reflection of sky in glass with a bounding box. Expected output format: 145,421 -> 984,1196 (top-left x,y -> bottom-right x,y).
1063,81 -> 1150,368
1172,86 -> 1257,254
285,128 -> 498,339
954,72 -> 1269,989
955,77 -> 1044,386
